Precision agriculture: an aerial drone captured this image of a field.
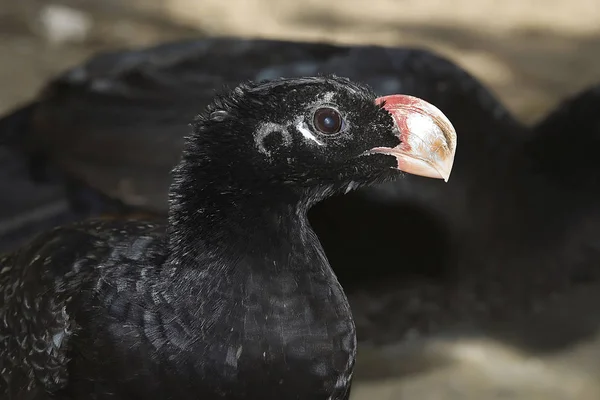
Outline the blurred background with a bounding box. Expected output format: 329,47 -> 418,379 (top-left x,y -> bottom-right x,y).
2,0 -> 600,399
2,0 -> 600,121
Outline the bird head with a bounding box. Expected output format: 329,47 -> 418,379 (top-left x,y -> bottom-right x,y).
181,76 -> 457,202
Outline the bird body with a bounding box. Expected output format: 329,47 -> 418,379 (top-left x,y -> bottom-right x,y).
1,217 -> 352,400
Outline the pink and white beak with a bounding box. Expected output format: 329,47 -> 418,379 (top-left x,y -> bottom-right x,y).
370,95 -> 457,182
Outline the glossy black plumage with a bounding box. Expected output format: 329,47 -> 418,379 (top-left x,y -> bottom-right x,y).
0,75 -> 457,399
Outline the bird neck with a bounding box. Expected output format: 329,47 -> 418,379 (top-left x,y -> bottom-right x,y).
165,152 -> 326,275
153,155 -> 355,400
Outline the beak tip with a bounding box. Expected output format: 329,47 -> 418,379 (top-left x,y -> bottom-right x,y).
438,158 -> 455,183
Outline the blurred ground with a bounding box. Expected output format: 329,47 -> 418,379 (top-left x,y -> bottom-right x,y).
1,0 -> 600,399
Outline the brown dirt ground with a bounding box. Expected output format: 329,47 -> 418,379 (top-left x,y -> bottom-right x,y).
2,1 -> 600,399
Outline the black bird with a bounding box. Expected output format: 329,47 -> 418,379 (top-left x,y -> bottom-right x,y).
0,76 -> 457,399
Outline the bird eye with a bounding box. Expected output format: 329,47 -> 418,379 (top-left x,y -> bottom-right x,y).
313,107 -> 344,135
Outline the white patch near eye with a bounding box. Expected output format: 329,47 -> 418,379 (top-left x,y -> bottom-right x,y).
320,91 -> 335,103
296,121 -> 324,146
254,122 -> 292,157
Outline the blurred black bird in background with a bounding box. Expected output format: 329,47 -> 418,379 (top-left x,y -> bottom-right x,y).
2,37 -> 600,345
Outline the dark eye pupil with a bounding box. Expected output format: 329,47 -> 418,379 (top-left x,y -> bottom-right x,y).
313,107 -> 343,134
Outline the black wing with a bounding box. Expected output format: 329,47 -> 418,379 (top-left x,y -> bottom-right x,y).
0,148 -> 74,253
0,220 -> 165,398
